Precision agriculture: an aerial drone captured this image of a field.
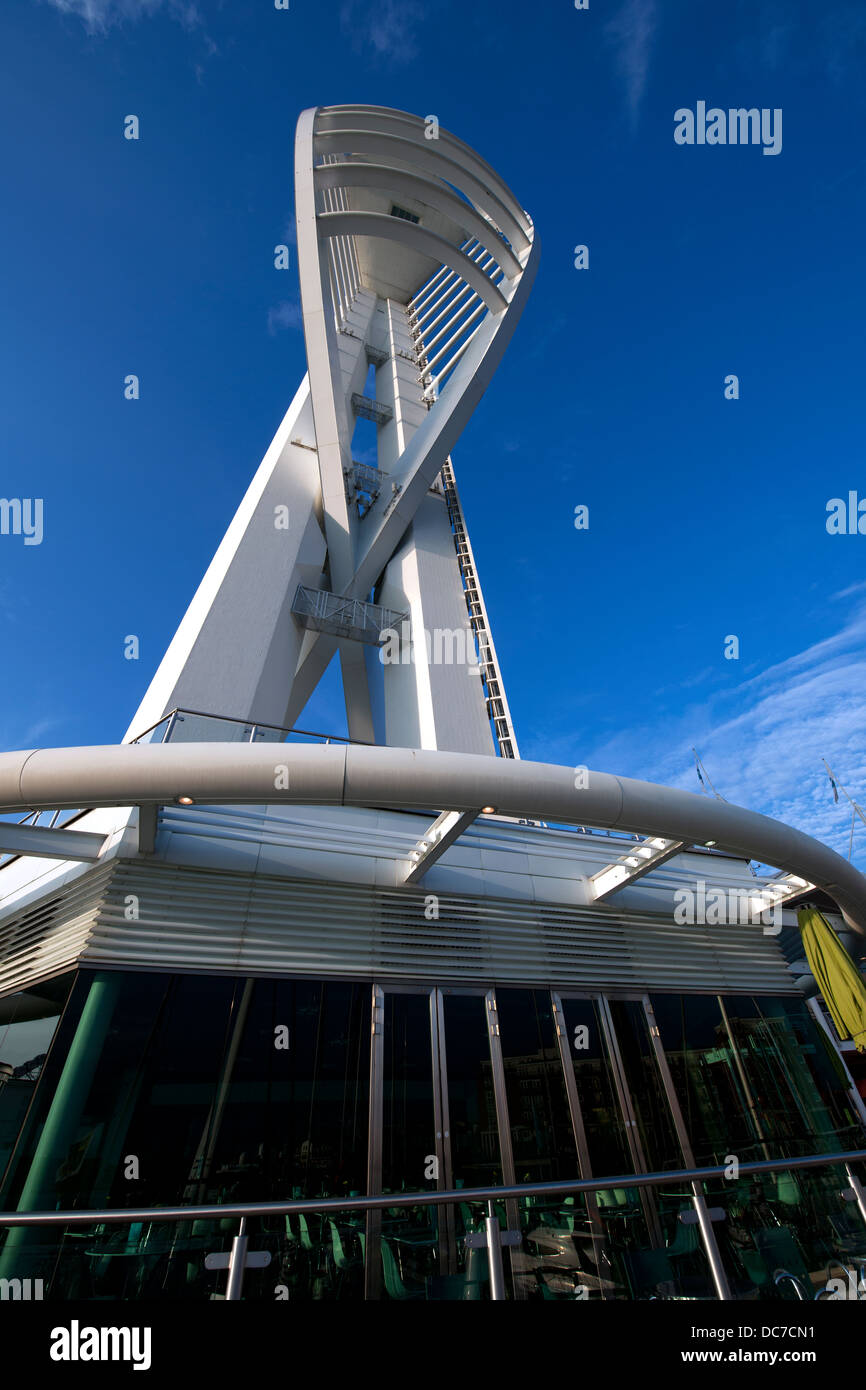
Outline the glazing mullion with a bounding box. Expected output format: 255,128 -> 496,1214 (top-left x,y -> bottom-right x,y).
485,989 -> 526,1298
430,987 -> 455,1276
484,990 -> 517,1187
641,996 -> 732,1300
597,996 -> 650,1171
364,984 -> 384,1300
597,995 -> 663,1246
551,991 -> 609,1294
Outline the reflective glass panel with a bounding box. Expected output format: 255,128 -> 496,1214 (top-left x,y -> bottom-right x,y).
0,974 -> 74,1191
496,988 -> 577,1184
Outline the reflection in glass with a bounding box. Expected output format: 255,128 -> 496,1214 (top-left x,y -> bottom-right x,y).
556,998 -> 660,1297
497,989 -> 588,1299
442,994 -> 500,1192
606,999 -> 683,1173
0,970 -> 370,1300
379,993 -> 439,1295
497,989 -> 577,1183
651,992 -> 866,1299
559,998 -> 633,1177
0,974 -> 72,1189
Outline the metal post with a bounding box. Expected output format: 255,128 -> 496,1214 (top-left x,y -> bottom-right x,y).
225,1218 -> 248,1301
718,997 -> 772,1159
364,986 -> 384,1300
642,996 -> 733,1300
690,1182 -> 732,1301
0,972 -> 122,1278
485,1202 -> 506,1301
808,997 -> 866,1131
844,1164 -> 866,1228
484,990 -> 524,1298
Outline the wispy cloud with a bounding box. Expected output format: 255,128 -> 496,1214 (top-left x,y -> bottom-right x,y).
732,0 -> 866,84
267,297 -> 302,335
604,0 -> 659,129
833,580 -> 866,601
0,715 -> 68,752
339,0 -> 426,64
526,596 -> 866,868
37,0 -> 201,35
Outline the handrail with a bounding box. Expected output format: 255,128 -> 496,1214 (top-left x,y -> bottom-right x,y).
2,1148 -> 864,1227
128,706 -> 373,748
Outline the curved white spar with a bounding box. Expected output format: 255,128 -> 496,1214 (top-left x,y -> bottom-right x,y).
120,106 -> 536,758
289,105 -> 539,744
1,743 -> 865,935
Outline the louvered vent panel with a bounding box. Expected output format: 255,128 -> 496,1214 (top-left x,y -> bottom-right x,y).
0,859 -> 797,997
0,863 -> 112,997
75,861 -> 796,994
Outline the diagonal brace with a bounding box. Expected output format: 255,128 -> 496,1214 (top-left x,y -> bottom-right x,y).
403,808 -> 480,884
0,821 -> 107,862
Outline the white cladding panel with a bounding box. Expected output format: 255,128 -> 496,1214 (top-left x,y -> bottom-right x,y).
123,381 -> 327,736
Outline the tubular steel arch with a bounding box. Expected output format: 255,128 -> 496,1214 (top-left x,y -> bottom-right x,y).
1,742 -> 865,934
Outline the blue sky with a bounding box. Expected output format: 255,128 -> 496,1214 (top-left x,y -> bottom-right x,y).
2,0 -> 866,866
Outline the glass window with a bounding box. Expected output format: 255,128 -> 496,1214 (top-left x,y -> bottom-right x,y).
606,999 -> 684,1172
651,992 -> 866,1299
382,992 -> 436,1195
0,970 -> 372,1300
648,994 -> 760,1166
441,993 -> 500,1189
0,973 -> 369,1212
652,993 -> 864,1164
559,998 -> 634,1178
0,973 -> 74,1190
496,989 -> 577,1183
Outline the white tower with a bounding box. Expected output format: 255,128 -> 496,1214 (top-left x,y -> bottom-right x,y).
123,105 -> 538,757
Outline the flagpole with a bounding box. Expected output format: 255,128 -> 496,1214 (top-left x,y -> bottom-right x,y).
822,758 -> 866,860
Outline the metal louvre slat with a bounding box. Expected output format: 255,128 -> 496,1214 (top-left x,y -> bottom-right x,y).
0,863 -> 113,998
86,862 -> 794,993
0,858 -> 796,996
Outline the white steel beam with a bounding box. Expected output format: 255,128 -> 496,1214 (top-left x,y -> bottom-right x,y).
589,837 -> 687,902
0,821 -> 107,862
751,871 -> 816,909
402,809 -> 482,883
316,214 -> 508,313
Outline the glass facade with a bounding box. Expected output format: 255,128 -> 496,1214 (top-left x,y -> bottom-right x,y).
650,992 -> 866,1298
0,968 -> 864,1301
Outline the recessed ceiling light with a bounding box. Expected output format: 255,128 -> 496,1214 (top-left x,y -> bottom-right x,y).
704,840 -> 716,848
481,805 -> 496,814
176,795 -> 195,806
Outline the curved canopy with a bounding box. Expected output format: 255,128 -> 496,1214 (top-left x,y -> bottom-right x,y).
1,742 -> 865,935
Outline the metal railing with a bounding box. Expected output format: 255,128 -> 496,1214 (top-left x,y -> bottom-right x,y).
291,585 -> 408,646
123,711 -> 723,848
129,707 -> 372,748
2,1149 -> 865,1302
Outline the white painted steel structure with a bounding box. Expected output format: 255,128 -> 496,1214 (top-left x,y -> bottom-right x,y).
122,104 -> 537,758
1,104 -> 864,1013
1,743 -> 866,935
